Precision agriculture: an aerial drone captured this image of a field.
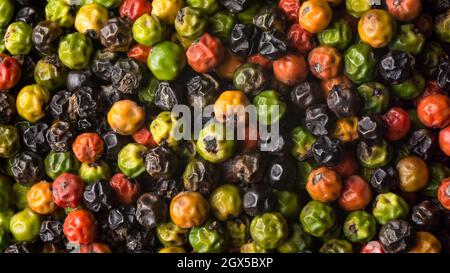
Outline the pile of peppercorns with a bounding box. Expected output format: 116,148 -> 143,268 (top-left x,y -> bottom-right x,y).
0,0 -> 449,254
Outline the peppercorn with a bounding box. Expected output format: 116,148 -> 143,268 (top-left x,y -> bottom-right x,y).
379,220 -> 415,253
370,166 -> 399,194
305,104 -> 336,136
243,184 -> 276,217
232,150 -> 265,184
311,136 -> 344,167
183,158 -> 219,195
154,81 -> 183,111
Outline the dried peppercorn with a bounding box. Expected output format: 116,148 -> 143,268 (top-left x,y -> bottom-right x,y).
379,220 -> 415,253
379,51 -> 415,85
250,212 -> 288,250
356,82 -> 389,115
439,126 -> 450,157
45,0 -> 74,28
383,107 -> 411,141
209,184 -> 242,221
63,209 -> 96,245
438,178 -> 450,210
72,133 -> 104,164
357,115 -> 385,143
307,167 -> 342,202
298,0 -> 332,34
39,220 -> 64,243
411,200 -> 440,230
320,238 -> 353,253
14,6 -> 42,27
51,173 -> 84,209
253,90 -> 286,125
148,41 -> 186,81
183,158 -> 218,195
45,121 -> 72,152
119,0 -> 152,22
187,33 -> 224,73
343,43 -> 377,84
78,161 -> 112,184
128,44 -> 151,64
170,191 -> 209,229
90,50 -> 119,82
108,100 -> 145,136
300,200 -> 335,238
34,55 -> 68,91
11,151 -> 44,187
189,220 -> 228,253
373,192 -> 409,224
10,208 -> 41,242
108,173 -> 140,205
287,24 -> 315,54
150,111 -> 180,147
44,150 -> 79,180
154,81 -> 183,111
31,20 -> 63,55
390,24 -> 424,55
230,23 -> 261,58
243,184 -> 276,217
417,94 -> 450,129
0,93 -> 15,124
273,54 -> 308,87
83,180 -> 117,213
231,150 -> 265,185
16,84 -> 50,123
74,3 -> 108,39
327,85 -> 361,118
58,32 -> 93,70
386,0 -> 421,22
186,73 -> 219,109
409,231 -> 441,253
305,104 -> 335,136
0,54 -> 21,90
357,140 -> 392,169
267,157 -> 296,190
66,70 -> 96,93
343,211 -> 376,243
135,193 -> 167,229
417,42 -> 443,79
308,45 -> 342,81
332,116 -> 359,143
117,143 -> 147,178
311,136 -> 344,167
0,125 -> 20,159
338,175 -> 372,211
132,127 -> 157,148
132,14 -> 166,47
318,19 -> 352,50
391,71 -> 425,99
4,21 -> 33,55
27,181 -> 56,215
358,9 -> 396,48
145,145 -> 178,179
370,166 -> 399,194
0,0 -> 14,28
278,0 -> 300,22
290,126 -> 316,160
407,129 -> 436,160
197,122 -> 236,164
437,59 -> 450,93
290,81 -> 324,113
111,58 -> 147,95
258,30 -> 288,61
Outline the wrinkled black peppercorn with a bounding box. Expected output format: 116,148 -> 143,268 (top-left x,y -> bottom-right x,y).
46,120 -> 73,152
232,150 -> 265,184
411,200 -> 441,230
23,122 -> 50,154
135,193 -> 168,229
83,180 -> 117,213
327,85 -> 361,118
183,158 -> 219,195
39,220 -> 64,243
370,166 -> 399,193
100,17 -> 133,52
219,0 -> 252,14
379,51 -> 415,85
311,136 -> 343,167
0,93 -> 16,124
230,24 -> 262,58
407,129 -> 437,160
11,151 -> 44,186
32,20 -> 63,55
305,104 -> 336,136
243,184 -> 276,217
154,81 -> 183,111
91,49 -> 120,82
187,73 -> 219,109
49,90 -> 71,120
358,115 -> 385,143
145,145 -> 178,179
290,81 -> 324,113
378,220 -> 415,253
102,131 -> 130,161
66,70 -> 97,93
111,58 -> 147,95
258,30 -> 288,60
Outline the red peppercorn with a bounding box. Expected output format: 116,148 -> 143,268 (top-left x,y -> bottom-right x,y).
72,133 -> 104,164
338,175 -> 372,212
119,0 -> 152,22
186,33 -> 224,73
273,53 -> 308,86
63,209 -> 96,245
247,54 -> 272,70
132,126 -> 158,148
331,152 -> 359,178
127,44 -> 151,64
439,126 -> 450,156
360,241 -> 386,253
52,173 -> 84,209
278,0 -> 301,22
417,94 -> 450,129
0,54 -> 21,91
413,81 -> 445,107
438,178 -> 450,210
109,173 -> 141,205
287,24 -> 316,54
382,107 -> 412,141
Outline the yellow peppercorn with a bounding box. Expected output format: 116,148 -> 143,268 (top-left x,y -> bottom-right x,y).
16,84 -> 50,122
107,100 -> 145,135
151,0 -> 185,24
75,3 -> 109,37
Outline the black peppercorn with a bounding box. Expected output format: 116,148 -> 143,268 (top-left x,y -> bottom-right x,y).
290,81 -> 324,113
258,30 -> 288,60
358,115 -> 385,143
0,93 -> 16,124
243,184 -> 276,217
437,59 -> 450,93
183,158 -> 219,195
83,180 -> 117,213
67,87 -> 102,123
102,130 -> 129,161
32,20 -> 63,55
100,17 -> 133,52
23,122 -> 50,154
327,85 -> 361,118
108,206 -> 137,231
378,220 -> 415,253
14,6 -> 43,27
91,49 -> 120,82
11,151 -> 44,186
379,51 -> 415,85
411,200 -> 441,230
311,135 -> 343,167
154,81 -> 183,111
230,23 -> 262,58
407,129 -> 437,161
39,220 -> 64,243
186,73 -> 219,109
305,104 -> 335,136
232,150 -> 265,184
100,85 -> 122,107
111,58 -> 147,95
267,156 -> 297,190
145,145 -> 178,179
135,192 -> 168,229
152,178 -> 183,200
253,7 -> 286,32
46,120 -> 73,152
3,242 -> 35,253
219,0 -> 252,14
49,90 -> 71,120
125,229 -> 157,252
370,166 -> 399,193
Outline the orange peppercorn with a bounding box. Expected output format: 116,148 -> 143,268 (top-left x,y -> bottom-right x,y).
273,54 -> 308,86
306,167 -> 342,202
107,99 -> 145,135
298,0 -> 332,34
439,126 -> 450,156
417,94 -> 450,129
170,191 -> 209,229
213,90 -> 249,124
72,133 -> 104,164
338,175 -> 372,211
386,0 -> 422,22
408,231 -> 441,253
63,209 -> 96,245
308,45 -> 342,80
438,178 -> 450,210
27,181 -> 57,215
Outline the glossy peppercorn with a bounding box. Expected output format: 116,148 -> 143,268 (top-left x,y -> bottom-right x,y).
11,151 -> 44,187
379,51 -> 415,85
63,209 -> 96,245
243,184 -> 276,217
298,0 -> 332,34
305,104 -> 335,136
308,45 -> 342,81
189,220 -> 228,253
383,107 -> 412,141
233,63 -> 268,95
230,23 -> 261,58
273,54 -> 308,87
307,167 -> 342,202
373,192 -> 409,224
358,9 -> 396,48
327,85 -> 361,118
117,143 -> 147,178
438,178 -> 450,210
250,212 -> 288,250
209,184 -> 243,221
311,136 -> 344,167
170,191 -> 210,229
10,208 -> 41,242
417,94 -> 450,129
78,161 -> 112,184
300,200 -> 336,238
287,24 -> 316,54
338,175 -> 372,211
343,43 -> 377,84
343,211 -> 376,243
290,81 -> 324,113
391,71 -> 425,99
136,193 -> 168,229
379,220 -> 415,253
411,200 -> 440,230
0,54 -> 21,91
370,166 -> 399,194
267,157 -> 297,190
357,82 -> 390,115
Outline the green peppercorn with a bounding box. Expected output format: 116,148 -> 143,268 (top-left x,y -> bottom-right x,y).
0,125 -> 20,159
0,0 -> 14,28
174,140 -> 197,164
149,111 -> 181,147
240,240 -> 271,253
0,28 -> 6,53
291,126 -> 317,161
209,11 -> 236,41
300,200 -> 336,237
117,143 -> 148,178
186,0 -> 219,15
196,122 -> 235,164
319,238 -> 353,253
234,63 -> 268,95
297,160 -> 317,191
0,176 -> 12,212
274,190 -> 301,221
133,14 -> 167,47
58,32 -> 93,70
253,90 -> 286,125
148,41 -> 186,81
189,221 -> 228,253
390,71 -> 425,99
236,3 -> 261,24
44,151 -> 80,180
344,43 -> 377,84
389,24 -> 425,55
34,55 -> 69,91
0,209 -> 13,232
343,211 -> 376,243
435,10 -> 450,43
209,184 -> 242,221
318,19 -> 353,50
357,82 -> 390,115
250,212 -> 288,249
422,162 -> 450,197
175,7 -> 207,39
4,21 -> 33,55
78,161 -> 111,184
10,208 -> 41,242
138,76 -> 159,106
225,216 -> 250,248
277,223 -> 312,253
157,221 -> 189,247
45,0 -> 75,28
357,140 -> 393,169
372,192 -> 409,225
12,183 -> 30,210
93,0 -> 123,8
346,0 -> 372,18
